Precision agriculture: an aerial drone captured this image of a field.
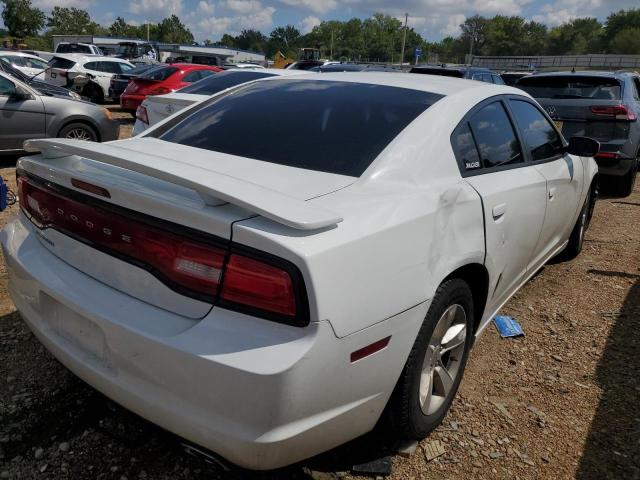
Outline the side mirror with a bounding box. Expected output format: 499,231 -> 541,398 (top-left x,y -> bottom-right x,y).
567,136 -> 600,158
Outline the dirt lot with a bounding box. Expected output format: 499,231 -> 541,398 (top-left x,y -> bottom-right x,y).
0,119 -> 638,479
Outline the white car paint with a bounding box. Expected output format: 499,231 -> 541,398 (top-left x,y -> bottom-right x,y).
45,54 -> 134,99
0,52 -> 48,79
133,68 -> 309,135
1,73 -> 598,470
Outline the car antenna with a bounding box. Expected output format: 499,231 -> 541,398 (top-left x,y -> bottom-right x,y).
28,65 -> 52,84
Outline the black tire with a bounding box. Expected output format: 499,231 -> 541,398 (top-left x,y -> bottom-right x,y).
616,160 -> 637,197
560,188 -> 591,260
388,278 -> 474,439
83,82 -> 104,104
58,122 -> 98,142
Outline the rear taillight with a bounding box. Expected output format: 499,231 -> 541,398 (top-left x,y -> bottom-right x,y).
594,152 -> 620,159
221,254 -> 296,317
148,86 -> 171,96
590,105 -> 637,121
136,105 -> 148,124
17,173 -> 308,326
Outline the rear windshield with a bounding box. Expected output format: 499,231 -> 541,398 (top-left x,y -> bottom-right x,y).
49,57 -> 76,69
124,64 -> 156,77
517,76 -> 622,100
57,44 -> 91,54
140,66 -> 178,81
410,67 -> 464,78
157,80 -> 442,176
178,70 -> 274,94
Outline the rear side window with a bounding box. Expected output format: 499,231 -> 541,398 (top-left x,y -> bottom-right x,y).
84,61 -> 100,71
157,80 -> 442,177
49,57 -> 76,69
97,62 -> 123,74
141,66 -> 178,81
517,76 -> 621,100
452,123 -> 481,171
182,69 -> 215,83
468,102 -> 523,169
178,70 -> 274,94
509,100 -> 564,161
492,74 -> 505,85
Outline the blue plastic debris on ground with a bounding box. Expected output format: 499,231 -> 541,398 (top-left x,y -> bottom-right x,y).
493,315 -> 524,338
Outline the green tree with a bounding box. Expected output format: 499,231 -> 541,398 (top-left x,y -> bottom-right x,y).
219,33 -> 238,48
460,15 -> 488,55
608,27 -> 640,54
547,18 -> 603,54
157,14 -> 193,43
47,7 -> 100,35
270,25 -> 300,51
0,0 -> 45,38
603,9 -> 640,50
109,16 -> 141,38
235,29 -> 267,52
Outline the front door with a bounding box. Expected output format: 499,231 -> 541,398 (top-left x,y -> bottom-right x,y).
507,98 -> 584,267
0,76 -> 45,151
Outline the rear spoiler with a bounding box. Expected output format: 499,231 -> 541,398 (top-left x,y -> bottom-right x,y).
23,138 -> 343,231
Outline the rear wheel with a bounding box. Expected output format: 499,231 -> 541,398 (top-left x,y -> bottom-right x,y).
388,279 -> 474,439
58,122 -> 98,142
617,160 -> 637,197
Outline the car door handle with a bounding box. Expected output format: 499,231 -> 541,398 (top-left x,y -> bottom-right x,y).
548,188 -> 556,200
492,203 -> 507,220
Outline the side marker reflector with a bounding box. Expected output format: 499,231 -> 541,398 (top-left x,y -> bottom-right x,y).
351,336 -> 391,363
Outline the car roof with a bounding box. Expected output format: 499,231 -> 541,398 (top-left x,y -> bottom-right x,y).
51,53 -> 132,64
257,71 -> 517,97
412,64 -> 492,73
0,51 -> 43,59
526,70 -> 636,79
166,63 -> 220,70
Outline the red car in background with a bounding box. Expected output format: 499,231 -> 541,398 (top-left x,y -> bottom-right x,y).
120,63 -> 222,111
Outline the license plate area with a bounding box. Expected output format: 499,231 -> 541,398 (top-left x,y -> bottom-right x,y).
40,292 -> 114,372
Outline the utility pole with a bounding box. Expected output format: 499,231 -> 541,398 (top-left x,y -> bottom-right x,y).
147,22 -> 150,41
400,13 -> 408,68
468,25 -> 475,60
330,30 -> 334,60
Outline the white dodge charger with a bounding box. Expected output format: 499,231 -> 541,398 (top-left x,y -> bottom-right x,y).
1,73 -> 598,470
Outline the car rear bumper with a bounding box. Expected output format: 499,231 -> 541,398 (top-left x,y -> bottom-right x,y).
0,214 -> 424,470
120,94 -> 145,111
594,152 -> 636,176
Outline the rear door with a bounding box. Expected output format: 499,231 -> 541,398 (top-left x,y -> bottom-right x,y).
455,99 -> 547,313
508,98 -> 584,265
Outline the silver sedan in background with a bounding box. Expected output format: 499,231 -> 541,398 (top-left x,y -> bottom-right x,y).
0,71 -> 119,153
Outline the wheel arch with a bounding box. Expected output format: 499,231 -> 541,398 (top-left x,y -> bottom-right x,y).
442,263 -> 489,334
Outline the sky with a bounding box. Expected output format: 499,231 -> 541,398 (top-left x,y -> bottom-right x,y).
19,0 -> 640,42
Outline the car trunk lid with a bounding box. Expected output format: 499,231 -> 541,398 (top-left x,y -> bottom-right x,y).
18,138 -> 351,318
144,93 -> 206,125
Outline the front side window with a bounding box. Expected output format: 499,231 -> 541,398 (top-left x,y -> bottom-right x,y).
509,100 -> 564,161
468,101 -> 523,169
156,80 -> 442,177
1,55 -> 25,67
24,57 -> 47,69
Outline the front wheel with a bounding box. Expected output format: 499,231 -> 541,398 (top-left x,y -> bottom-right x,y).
58,122 -> 98,142
388,279 -> 474,439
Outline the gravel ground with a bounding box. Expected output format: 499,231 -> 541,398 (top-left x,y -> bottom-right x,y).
0,120 -> 638,479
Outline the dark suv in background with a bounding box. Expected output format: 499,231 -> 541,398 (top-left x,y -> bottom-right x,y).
517,71 -> 640,196
410,65 -> 505,84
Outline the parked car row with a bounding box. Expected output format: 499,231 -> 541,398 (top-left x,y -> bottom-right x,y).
2,71 -> 603,471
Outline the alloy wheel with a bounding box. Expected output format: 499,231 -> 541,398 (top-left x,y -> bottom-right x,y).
419,304 -> 468,415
